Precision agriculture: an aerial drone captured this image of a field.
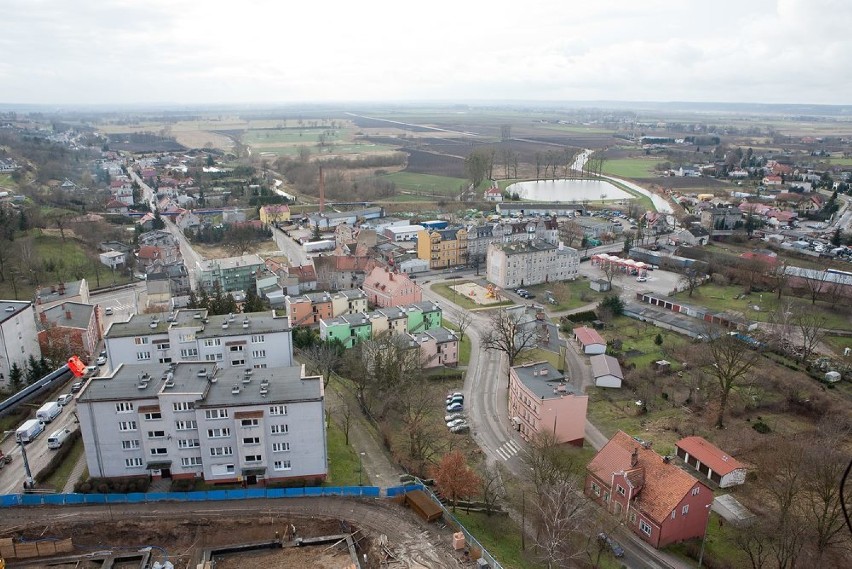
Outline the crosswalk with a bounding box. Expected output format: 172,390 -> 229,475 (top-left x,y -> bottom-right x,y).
495,439 -> 522,461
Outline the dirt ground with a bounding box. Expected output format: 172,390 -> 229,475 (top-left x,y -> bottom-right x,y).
1,498 -> 466,569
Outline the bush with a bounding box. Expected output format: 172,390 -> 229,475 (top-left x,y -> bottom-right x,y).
752,420 -> 771,434
74,476 -> 150,494
34,429 -> 82,484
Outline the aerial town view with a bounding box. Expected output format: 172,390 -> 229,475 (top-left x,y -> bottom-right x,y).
0,1 -> 850,568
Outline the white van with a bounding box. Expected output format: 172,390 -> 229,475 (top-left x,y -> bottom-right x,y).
36,401 -> 62,423
47,428 -> 71,450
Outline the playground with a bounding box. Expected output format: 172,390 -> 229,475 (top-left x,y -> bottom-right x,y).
449,282 -> 503,305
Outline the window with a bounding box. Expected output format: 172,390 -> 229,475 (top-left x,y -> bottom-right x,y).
137,351 -> 151,361
211,464 -> 235,476
180,348 -> 199,358
240,418 -> 259,427
150,447 -> 168,455
205,353 -> 223,361
251,335 -> 265,343
273,460 -> 291,471
205,409 -> 229,420
245,454 -> 262,463
147,430 -> 166,439
125,457 -> 144,468
639,520 -> 652,536
616,484 -> 626,496
204,338 -> 221,347
179,333 -> 195,343
269,405 -> 287,416
691,487 -> 700,496
178,438 -> 200,449
134,337 -> 150,345
682,505 -> 689,516
251,349 -> 266,358
174,401 -> 195,412
118,421 -> 137,432
158,357 -> 173,364
207,428 -> 231,438
231,359 -> 245,367
121,440 -> 140,450
210,446 -> 233,456
154,341 -> 170,350
144,411 -> 162,420
270,424 -> 288,435
253,363 -> 267,369
591,482 -> 600,497
116,402 -> 134,413
181,456 -> 202,467
671,510 -> 676,520
272,442 -> 290,452
175,420 -> 198,430
229,345 -> 244,352
628,511 -> 637,523
243,437 -> 260,445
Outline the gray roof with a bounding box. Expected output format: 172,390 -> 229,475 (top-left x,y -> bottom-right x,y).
494,239 -> 558,255
198,254 -> 264,272
106,309 -> 288,339
39,302 -> 94,330
336,289 -> 366,300
511,361 -> 578,400
406,301 -> 441,313
36,280 -> 83,302
0,300 -> 32,324
197,312 -> 290,338
79,362 -> 321,406
590,354 -> 623,380
375,307 -> 407,320
417,327 -> 458,344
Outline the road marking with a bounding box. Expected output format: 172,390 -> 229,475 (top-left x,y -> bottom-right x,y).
495,439 -> 521,461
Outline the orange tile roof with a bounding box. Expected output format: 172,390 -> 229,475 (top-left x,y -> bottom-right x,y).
589,431 -> 704,524
676,436 -> 745,476
573,326 -> 606,346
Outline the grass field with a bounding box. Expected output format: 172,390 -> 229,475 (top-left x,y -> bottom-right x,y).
325,418 -> 362,486
431,281 -> 513,310
601,158 -> 661,179
523,279 -> 611,312
452,512 -> 538,569
381,172 -> 468,195
43,437 -> 84,491
517,348 -> 562,369
0,173 -> 17,190
442,321 -> 472,365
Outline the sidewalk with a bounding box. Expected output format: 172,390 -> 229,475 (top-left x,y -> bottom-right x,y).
61,450 -> 87,493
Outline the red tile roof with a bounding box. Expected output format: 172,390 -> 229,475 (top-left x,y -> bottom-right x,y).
137,245 -> 162,260
676,436 -> 745,476
589,431 -> 704,525
573,326 -> 606,347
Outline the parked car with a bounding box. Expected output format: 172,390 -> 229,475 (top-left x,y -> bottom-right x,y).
84,365 -> 98,377
450,423 -> 470,434
57,393 -> 74,406
636,276 -> 647,282
70,381 -> 84,393
445,413 -> 465,422
104,307 -> 113,315
598,533 -> 625,558
96,354 -> 107,366
446,395 -> 464,405
447,418 -> 467,428
446,402 -> 464,413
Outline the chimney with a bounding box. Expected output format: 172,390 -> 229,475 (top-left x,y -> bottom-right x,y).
58,282 -> 65,295
631,447 -> 639,468
39,312 -> 48,326
65,309 -> 73,320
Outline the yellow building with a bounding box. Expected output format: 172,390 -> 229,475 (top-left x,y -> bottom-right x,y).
259,204 -> 291,225
417,227 -> 468,269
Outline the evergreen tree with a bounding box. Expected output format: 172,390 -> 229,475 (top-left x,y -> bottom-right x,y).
242,288 -> 267,313
9,363 -> 23,391
25,355 -> 41,384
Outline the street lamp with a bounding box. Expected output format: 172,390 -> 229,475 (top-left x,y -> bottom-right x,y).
698,503 -> 712,568
358,452 -> 366,486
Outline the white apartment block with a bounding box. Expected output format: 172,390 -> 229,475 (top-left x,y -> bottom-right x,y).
77,362 -> 326,484
104,309 -> 293,371
486,240 -> 579,289
0,301 -> 41,388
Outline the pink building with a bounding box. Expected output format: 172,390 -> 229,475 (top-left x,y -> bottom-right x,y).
411,328 -> 459,368
508,362 -> 588,446
362,267 -> 422,308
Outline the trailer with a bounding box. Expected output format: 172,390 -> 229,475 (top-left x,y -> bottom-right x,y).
303,239 -> 336,253
36,401 -> 62,423
403,490 -> 443,523
15,419 -> 44,443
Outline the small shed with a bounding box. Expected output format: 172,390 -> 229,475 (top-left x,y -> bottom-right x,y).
590,354 -> 623,388
590,279 -> 611,292
676,436 -> 747,488
825,371 -> 842,383
404,490 -> 443,522
572,326 -> 606,355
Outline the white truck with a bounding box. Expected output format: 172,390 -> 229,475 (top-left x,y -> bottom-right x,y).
47,428 -> 72,449
15,419 -> 45,443
36,401 -> 62,423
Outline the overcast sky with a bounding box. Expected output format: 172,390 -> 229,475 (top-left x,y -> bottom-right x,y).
1,0 -> 849,107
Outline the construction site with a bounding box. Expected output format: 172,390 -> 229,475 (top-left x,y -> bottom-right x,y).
0,496 -> 473,569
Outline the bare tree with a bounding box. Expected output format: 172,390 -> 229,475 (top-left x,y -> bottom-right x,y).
479,462 -> 507,516
798,268 -> 830,304
735,519 -> 773,569
455,311 -> 472,345
336,399 -> 353,446
558,220 -> 584,248
522,431 -> 580,499
303,342 -> 343,388
482,308 -> 541,387
679,267 -> 705,297
532,477 -> 592,569
703,330 -> 760,428
599,260 -> 619,287
793,311 -> 827,363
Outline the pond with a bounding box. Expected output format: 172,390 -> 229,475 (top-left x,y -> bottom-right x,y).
506,179 -> 633,203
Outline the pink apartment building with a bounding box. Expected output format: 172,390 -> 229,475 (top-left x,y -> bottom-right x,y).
362,267 -> 422,308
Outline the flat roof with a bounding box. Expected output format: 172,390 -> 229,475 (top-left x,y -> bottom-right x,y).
511,361 -> 578,400
106,310 -> 287,339
79,362 -> 321,406
0,300 -> 32,324
198,254 -> 264,271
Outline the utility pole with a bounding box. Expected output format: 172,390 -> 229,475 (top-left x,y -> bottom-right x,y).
19,442 -> 35,490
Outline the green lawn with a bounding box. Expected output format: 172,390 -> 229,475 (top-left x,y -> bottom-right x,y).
600,177 -> 656,212
244,128 -> 342,145
524,279 -> 611,312
601,158 -> 661,179
430,281 -> 513,311
443,321 -> 472,365
325,418 -> 363,486
453,511 -> 540,569
381,172 -> 468,195
665,512 -> 747,568
0,173 -> 17,190
672,283 -> 852,331
43,437 -> 85,491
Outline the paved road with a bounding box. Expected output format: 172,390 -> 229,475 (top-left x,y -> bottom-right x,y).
272,226 -> 310,267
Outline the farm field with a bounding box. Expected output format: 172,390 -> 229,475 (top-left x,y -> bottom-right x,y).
600,157 -> 661,179
381,172 -> 467,195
